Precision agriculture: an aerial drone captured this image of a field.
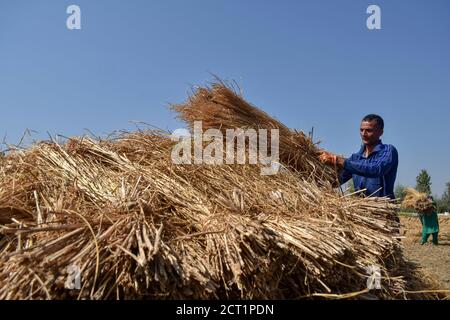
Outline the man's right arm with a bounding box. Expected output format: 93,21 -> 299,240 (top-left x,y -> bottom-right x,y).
338,153 -> 355,185
339,154 -> 355,185
318,150 -> 353,185
339,168 -> 352,185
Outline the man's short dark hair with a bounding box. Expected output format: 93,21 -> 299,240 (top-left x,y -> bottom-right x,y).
362,114 -> 384,130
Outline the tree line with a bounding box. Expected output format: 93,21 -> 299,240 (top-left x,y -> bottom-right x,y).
395,169 -> 450,213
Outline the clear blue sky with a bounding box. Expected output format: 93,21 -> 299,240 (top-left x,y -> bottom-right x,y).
1,0 -> 449,196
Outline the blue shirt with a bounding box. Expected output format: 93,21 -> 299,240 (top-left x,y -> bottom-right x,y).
339,141 -> 398,199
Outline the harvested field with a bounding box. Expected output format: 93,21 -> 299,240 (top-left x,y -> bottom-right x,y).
401,216 -> 450,291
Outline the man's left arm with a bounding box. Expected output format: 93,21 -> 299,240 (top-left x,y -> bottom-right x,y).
341,145 -> 398,178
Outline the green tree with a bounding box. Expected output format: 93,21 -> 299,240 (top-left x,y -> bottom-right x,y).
394,184 -> 407,201
347,179 -> 355,194
343,180 -> 355,195
437,182 -> 450,212
443,182 -> 450,200
415,169 -> 432,195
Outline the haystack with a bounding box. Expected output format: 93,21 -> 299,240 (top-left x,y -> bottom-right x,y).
171,81 -> 338,185
402,188 -> 434,213
0,82 -> 446,300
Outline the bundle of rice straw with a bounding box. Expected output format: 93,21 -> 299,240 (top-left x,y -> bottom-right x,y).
0,131 -> 446,300
402,188 -> 434,213
171,80 -> 338,185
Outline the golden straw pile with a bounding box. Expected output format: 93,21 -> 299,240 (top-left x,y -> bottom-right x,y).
0,82 -> 446,300
172,80 -> 338,185
402,188 -> 434,213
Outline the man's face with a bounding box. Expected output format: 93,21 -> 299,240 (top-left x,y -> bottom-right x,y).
360,120 -> 383,146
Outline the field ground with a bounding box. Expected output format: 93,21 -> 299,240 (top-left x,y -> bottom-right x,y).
400,216 -> 450,291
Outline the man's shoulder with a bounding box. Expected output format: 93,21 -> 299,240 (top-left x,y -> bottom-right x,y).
349,143 -> 398,159
379,144 -> 399,165
381,143 -> 398,155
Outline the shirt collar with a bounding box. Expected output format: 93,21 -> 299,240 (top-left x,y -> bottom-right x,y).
358,140 -> 383,156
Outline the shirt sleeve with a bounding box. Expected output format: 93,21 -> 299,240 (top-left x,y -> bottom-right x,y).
338,169 -> 352,185
338,153 -> 355,184
343,145 -> 398,178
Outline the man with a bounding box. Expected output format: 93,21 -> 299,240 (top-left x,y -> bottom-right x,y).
319,114 -> 398,199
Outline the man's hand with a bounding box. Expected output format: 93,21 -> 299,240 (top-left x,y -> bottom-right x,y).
317,150 -> 345,169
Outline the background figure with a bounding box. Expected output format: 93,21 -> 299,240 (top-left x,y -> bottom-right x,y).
420,196 -> 440,245
403,189 -> 440,245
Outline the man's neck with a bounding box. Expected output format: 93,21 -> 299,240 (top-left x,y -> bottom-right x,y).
364,141 -> 380,157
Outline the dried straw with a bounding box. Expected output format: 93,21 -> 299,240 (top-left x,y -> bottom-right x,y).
171,80 -> 338,185
0,131 -> 445,300
402,188 -> 434,213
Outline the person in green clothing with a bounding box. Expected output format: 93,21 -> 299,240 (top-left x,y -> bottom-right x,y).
403,189 -> 440,245
419,196 -> 439,245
